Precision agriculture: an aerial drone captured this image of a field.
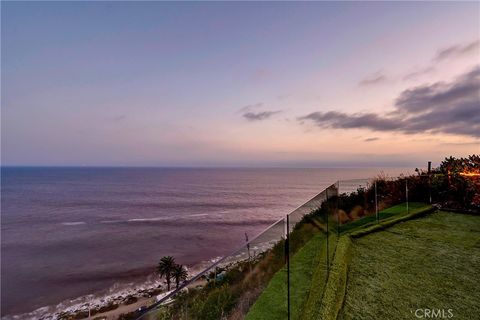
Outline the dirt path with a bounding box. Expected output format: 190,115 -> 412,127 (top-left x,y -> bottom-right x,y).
87,297 -> 154,320
87,278 -> 208,319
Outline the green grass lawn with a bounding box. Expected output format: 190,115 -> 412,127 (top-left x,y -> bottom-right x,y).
339,211 -> 480,320
246,232 -> 336,320
246,202 -> 428,320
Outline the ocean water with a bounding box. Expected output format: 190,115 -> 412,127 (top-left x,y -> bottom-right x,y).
1,167 -> 409,318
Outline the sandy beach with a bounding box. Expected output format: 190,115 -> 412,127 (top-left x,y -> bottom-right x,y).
89,297 -> 154,320
79,277 -> 209,320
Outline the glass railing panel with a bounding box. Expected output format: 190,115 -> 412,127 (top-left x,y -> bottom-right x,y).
288,190 -> 327,227
336,179 -> 373,233
242,218 -> 287,320
327,183 -> 339,267
373,177 -> 410,221
412,174 -> 432,204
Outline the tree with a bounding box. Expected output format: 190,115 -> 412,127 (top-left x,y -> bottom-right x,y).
172,264 -> 188,289
157,256 -> 176,291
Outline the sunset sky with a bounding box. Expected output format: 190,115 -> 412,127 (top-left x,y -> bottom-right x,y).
2,1 -> 479,167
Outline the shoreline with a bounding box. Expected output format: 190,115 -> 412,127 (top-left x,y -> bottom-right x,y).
2,281 -> 165,320
2,257 -> 222,320
3,237 -> 275,320
10,245 -> 263,320
79,278 -> 209,320
4,218 -> 283,320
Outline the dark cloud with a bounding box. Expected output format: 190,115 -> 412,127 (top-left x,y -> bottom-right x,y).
243,110 -> 281,121
239,102 -> 282,121
359,72 -> 387,86
395,66 -> 480,114
364,137 -> 379,142
434,40 -> 480,62
299,66 -> 480,138
299,111 -> 401,131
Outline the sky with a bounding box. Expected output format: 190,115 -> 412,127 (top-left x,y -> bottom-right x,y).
2,1 -> 479,167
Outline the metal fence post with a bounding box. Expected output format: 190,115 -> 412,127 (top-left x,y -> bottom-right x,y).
213,266 -> 217,286
406,178 -> 409,214
245,232 -> 252,273
429,174 -> 432,204
286,214 -> 290,320
336,181 -> 340,236
325,188 -> 329,268
375,180 -> 378,223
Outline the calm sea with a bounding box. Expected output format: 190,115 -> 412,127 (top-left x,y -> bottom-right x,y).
1,167 -> 409,318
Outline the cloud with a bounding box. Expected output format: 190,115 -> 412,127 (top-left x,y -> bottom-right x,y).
440,141 -> 480,146
299,111 -> 400,131
299,65 -> 480,138
239,102 -> 282,121
395,66 -> 480,114
403,66 -> 435,81
364,137 -> 379,142
243,110 -> 281,121
360,40 -> 478,84
433,40 -> 480,62
237,102 -> 263,114
251,68 -> 272,81
110,115 -> 126,122
359,71 -> 387,86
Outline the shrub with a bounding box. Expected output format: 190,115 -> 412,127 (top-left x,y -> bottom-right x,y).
190,285 -> 237,320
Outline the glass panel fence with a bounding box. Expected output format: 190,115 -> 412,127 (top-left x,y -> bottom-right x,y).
407,173 -> 433,205
324,183 -> 339,266
336,179 -> 375,233
334,176 -> 423,234
238,218 -> 286,319
374,177 -> 409,221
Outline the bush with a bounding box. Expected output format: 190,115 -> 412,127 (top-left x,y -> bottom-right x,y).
190,285 -> 237,320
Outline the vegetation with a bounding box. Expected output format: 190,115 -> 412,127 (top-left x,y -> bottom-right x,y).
246,232 -> 334,320
190,285 -> 237,319
150,241 -> 286,320
156,256 -> 190,292
157,256 -> 176,291
429,155 -> 480,209
337,202 -> 431,234
303,236 -> 351,320
172,264 -> 189,289
246,203 -> 432,320
301,204 -> 435,320
148,205 -> 330,320
339,211 -> 480,320
327,154 -> 480,221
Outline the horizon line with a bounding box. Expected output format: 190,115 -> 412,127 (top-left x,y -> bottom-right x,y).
0,164 -> 417,169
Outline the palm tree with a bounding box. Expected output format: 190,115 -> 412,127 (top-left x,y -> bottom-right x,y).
157,256 -> 176,291
172,264 -> 188,289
